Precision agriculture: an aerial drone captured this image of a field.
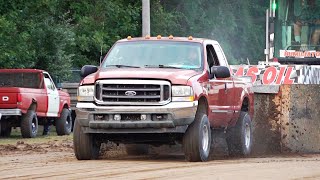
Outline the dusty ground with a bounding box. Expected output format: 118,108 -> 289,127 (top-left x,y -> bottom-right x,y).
1,137 -> 320,180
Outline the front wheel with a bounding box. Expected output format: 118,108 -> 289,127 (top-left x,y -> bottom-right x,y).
56,108 -> 72,136
226,111 -> 253,156
73,119 -> 100,160
183,113 -> 212,162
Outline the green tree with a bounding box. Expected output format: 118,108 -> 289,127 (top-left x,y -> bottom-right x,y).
156,0 -> 268,64
70,0 -> 142,67
0,0 -> 75,79
0,0 -> 268,75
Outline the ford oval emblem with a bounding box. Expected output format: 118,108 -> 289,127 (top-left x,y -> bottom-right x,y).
125,91 -> 137,96
2,96 -> 9,101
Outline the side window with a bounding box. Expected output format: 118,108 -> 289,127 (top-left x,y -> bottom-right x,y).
39,73 -> 44,89
44,78 -> 54,91
213,44 -> 227,66
43,74 -> 56,91
206,45 -> 220,73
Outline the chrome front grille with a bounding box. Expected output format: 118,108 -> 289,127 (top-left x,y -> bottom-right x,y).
95,80 -> 171,105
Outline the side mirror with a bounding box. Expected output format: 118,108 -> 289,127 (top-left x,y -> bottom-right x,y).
210,66 -> 231,78
81,65 -> 98,78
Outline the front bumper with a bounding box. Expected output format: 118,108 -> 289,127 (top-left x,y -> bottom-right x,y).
0,109 -> 22,116
76,101 -> 198,133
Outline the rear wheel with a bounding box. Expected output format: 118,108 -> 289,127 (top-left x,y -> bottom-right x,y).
125,144 -> 149,155
226,111 -> 253,156
183,113 -> 211,162
73,119 -> 100,160
21,110 -> 38,138
56,108 -> 72,136
0,119 -> 12,137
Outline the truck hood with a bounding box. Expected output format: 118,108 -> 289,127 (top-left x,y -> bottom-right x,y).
82,68 -> 201,85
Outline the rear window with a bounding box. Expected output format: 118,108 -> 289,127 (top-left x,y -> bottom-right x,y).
0,72 -> 41,88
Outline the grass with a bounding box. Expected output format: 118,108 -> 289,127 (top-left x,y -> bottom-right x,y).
0,126 -> 72,145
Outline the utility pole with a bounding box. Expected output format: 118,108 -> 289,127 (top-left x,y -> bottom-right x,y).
142,0 -> 150,36
265,9 -> 269,63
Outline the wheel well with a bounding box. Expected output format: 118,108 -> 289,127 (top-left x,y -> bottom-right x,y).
28,103 -> 37,111
197,96 -> 209,115
63,104 -> 69,109
241,97 -> 249,112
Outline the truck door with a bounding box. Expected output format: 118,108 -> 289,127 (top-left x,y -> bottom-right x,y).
44,73 -> 60,117
206,43 -> 233,127
213,43 -> 235,115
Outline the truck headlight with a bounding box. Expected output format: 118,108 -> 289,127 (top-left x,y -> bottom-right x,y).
77,85 -> 94,101
172,86 -> 194,102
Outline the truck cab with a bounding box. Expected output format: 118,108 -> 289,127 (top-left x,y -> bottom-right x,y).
74,36 -> 254,162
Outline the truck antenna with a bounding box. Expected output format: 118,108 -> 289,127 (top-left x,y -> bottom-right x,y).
100,22 -> 105,65
99,45 -> 103,65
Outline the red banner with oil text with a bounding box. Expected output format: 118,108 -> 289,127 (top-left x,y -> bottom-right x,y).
230,65 -> 320,85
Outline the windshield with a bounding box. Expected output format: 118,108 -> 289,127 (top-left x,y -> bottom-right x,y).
274,0 -> 320,57
102,41 -> 203,70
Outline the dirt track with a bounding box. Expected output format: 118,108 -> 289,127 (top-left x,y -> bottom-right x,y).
1,140 -> 320,180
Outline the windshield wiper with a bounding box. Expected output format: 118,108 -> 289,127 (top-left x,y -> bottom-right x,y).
144,65 -> 184,69
105,65 -> 141,68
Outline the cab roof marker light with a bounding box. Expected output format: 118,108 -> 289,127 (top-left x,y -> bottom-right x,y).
127,36 -> 132,40
157,35 -> 162,39
188,36 -> 193,40
145,35 -> 150,39
169,35 -> 174,39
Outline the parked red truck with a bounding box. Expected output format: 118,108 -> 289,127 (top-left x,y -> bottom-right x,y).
74,36 -> 254,161
0,69 -> 72,138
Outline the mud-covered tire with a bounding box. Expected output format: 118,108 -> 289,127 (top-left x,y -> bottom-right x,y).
0,120 -> 12,137
73,119 -> 100,160
125,144 -> 149,155
21,110 -> 38,138
56,108 -> 72,136
226,111 -> 253,157
183,113 -> 212,162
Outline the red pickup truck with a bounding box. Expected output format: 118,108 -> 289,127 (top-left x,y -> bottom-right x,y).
0,69 -> 72,138
74,36 -> 254,161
